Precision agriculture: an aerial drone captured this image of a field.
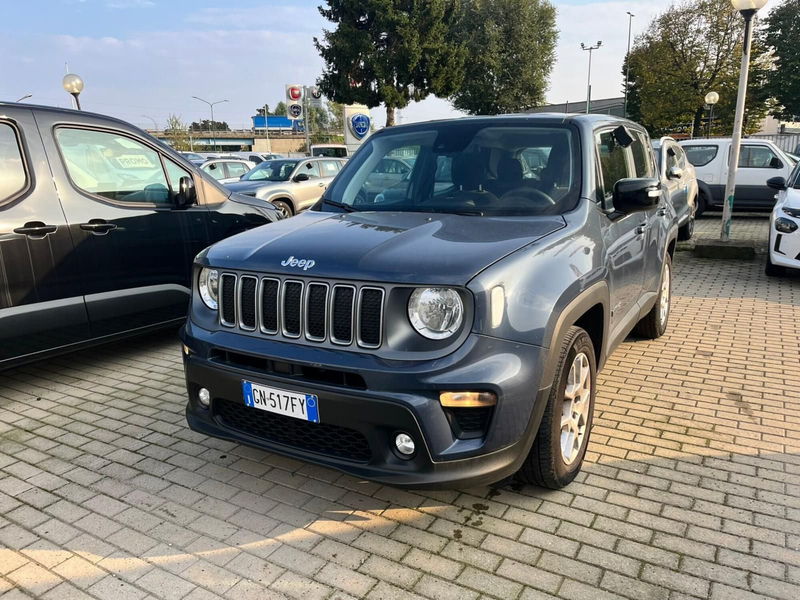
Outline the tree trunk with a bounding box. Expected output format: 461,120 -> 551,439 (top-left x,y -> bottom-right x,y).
385,106 -> 396,127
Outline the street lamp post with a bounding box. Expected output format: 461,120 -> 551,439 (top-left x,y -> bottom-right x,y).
704,92 -> 719,138
581,41 -> 602,114
720,0 -> 768,242
192,96 -> 229,151
62,74 -> 84,110
623,12 -> 635,118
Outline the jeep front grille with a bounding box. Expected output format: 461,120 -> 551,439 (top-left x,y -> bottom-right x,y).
219,273 -> 384,349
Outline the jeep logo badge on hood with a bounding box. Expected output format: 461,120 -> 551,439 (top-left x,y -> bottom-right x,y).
281,256 -> 316,270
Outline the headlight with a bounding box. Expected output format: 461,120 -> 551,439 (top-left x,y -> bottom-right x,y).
198,268 -> 219,309
775,217 -> 798,234
408,288 -> 463,340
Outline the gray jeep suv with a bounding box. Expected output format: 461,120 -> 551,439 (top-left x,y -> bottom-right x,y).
181,114 -> 678,489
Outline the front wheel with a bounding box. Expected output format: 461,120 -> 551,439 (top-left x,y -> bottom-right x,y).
695,190 -> 709,217
765,254 -> 785,277
272,200 -> 294,218
635,254 -> 672,339
517,326 -> 596,489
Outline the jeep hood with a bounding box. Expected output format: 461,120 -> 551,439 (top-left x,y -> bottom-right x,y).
204,210 -> 566,284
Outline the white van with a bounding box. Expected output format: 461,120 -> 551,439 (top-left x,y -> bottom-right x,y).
679,138 -> 797,214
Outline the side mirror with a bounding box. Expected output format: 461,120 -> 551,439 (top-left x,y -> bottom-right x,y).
293,172 -> 310,182
667,166 -> 683,180
767,176 -> 786,191
613,178 -> 661,214
177,176 -> 197,207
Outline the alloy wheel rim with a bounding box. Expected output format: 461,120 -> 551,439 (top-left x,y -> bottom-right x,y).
560,352 -> 591,465
659,264 -> 671,326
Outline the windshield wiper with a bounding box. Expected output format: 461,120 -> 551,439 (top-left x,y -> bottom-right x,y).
321,198 -> 357,212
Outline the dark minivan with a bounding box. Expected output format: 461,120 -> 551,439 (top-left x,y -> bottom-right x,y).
0,102 -> 279,369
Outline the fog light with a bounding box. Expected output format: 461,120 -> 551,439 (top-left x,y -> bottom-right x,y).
439,391 -> 497,408
394,433 -> 416,457
198,387 -> 211,408
182,344 -> 192,356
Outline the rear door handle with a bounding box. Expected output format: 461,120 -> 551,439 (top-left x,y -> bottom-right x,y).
13,222 -> 58,238
635,224 -> 648,235
657,207 -> 668,216
80,219 -> 117,235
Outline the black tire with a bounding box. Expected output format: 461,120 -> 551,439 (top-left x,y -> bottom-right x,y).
695,190 -> 709,217
677,217 -> 694,241
517,326 -> 596,489
272,199 -> 294,218
765,254 -> 785,277
635,253 -> 672,339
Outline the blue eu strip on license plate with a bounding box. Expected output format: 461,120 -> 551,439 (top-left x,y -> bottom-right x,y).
242,380 -> 320,423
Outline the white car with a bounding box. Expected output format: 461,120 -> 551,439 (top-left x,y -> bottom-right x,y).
766,160 -> 800,276
199,158 -> 255,184
680,138 -> 796,215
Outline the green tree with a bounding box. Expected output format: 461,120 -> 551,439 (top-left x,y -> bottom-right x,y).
449,0 -> 557,115
764,0 -> 800,121
315,0 -> 465,126
190,119 -> 230,132
623,0 -> 770,137
273,101 -> 287,116
164,114 -> 191,151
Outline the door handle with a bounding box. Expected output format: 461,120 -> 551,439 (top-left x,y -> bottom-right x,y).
80,219 -> 117,235
13,222 -> 58,238
318,182 -> 326,187
657,207 -> 668,216
635,224 -> 648,235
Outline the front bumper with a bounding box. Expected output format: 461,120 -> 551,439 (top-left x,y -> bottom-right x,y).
770,214 -> 800,270
181,320 -> 550,488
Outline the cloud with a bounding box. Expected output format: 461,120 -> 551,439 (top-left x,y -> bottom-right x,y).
105,0 -> 154,8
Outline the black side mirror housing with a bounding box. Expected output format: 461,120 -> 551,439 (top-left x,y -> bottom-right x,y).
613,178 -> 661,214
177,176 -> 197,207
293,172 -> 310,182
767,176 -> 786,191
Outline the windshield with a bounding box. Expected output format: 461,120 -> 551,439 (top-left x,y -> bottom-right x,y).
241,159 -> 298,182
321,123 -> 581,216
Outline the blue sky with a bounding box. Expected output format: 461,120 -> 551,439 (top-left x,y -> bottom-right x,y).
1,0 -> 684,128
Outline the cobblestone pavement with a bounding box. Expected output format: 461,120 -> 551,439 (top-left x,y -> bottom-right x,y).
1,251 -> 800,600
694,213 -> 770,244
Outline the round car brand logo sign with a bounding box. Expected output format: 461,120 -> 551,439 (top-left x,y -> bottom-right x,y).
288,86 -> 302,101
310,86 -> 322,100
288,103 -> 303,118
349,113 -> 370,139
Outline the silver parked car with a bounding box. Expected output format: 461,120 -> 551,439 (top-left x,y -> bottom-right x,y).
225,157 -> 346,217
199,158 -> 256,184
653,137 -> 698,241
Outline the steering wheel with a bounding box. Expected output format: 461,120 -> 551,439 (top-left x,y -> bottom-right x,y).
500,187 -> 555,209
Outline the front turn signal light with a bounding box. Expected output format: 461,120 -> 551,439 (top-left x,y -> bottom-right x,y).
439,391 -> 497,408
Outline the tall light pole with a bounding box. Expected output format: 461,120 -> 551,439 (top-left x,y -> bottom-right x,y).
704,92 -> 719,138
623,12 -> 635,118
142,115 -> 158,131
581,41 -> 602,114
16,94 -> 32,103
62,74 -> 84,110
192,96 -> 228,151
720,0 -> 768,242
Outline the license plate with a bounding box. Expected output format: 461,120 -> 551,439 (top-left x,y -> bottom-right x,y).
242,380 -> 320,423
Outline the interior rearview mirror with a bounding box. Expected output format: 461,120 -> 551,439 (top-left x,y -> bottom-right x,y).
766,176 -> 786,191
177,176 -> 197,207
294,172 -> 310,182
612,126 -> 634,148
613,178 -> 661,214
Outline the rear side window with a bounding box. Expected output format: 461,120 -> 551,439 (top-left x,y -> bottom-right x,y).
56,128 -> 170,205
0,122 -> 28,204
684,145 -> 718,167
226,162 -> 249,179
597,130 -> 631,199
